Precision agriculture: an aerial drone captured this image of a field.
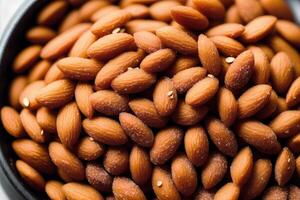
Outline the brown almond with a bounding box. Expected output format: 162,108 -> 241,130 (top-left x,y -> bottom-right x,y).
37,1 -> 68,26
103,147 -> 129,175
263,186 -> 288,200
192,0 -> 225,20
201,152 -> 227,189
36,107 -> 57,134
26,26 -> 56,44
41,23 -> 91,60
225,5 -> 243,24
128,98 -> 168,128
275,147 -> 295,186
288,185 -> 300,200
217,87 -> 238,127
156,26 -> 197,55
288,134 -> 300,154
150,126 -> 183,165
235,120 -> 281,154
186,76 -> 219,107
57,168 -> 74,183
91,6 -> 121,22
214,182 -> 240,200
82,116 -> 128,145
58,10 -> 82,33
140,49 -> 176,73
74,82 -> 94,119
129,145 -> 152,185
286,77 -> 300,107
152,167 -> 181,200
45,180 -> 65,200
36,79 -> 75,108
149,1 -> 181,22
134,31 -> 162,53
241,15 -> 277,43
256,90 -> 278,120
9,76 -> 27,109
78,0 -> 110,21
277,97 -> 289,113
1,106 -> 25,138
205,117 -> 238,157
235,0 -> 264,23
13,45 -> 41,73
210,36 -> 245,57
75,137 -> 105,161
260,0 -> 294,20
123,4 -> 149,19
111,68 -> 156,94
49,142 -> 85,181
28,60 -> 51,83
69,31 -> 97,58
126,19 -> 168,34
184,126 -> 209,167
113,177 -> 146,200
44,63 -> 65,84
194,188 -> 215,200
257,44 -> 274,61
225,50 -> 254,91
91,10 -> 132,37
276,20 -> 300,48
167,55 -> 199,76
19,80 -> 45,110
206,23 -> 245,38
86,163 -> 112,192
119,112 -> 154,147
63,183 -> 104,200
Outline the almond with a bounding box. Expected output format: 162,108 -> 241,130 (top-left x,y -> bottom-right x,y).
260,0 -> 294,20
192,0 -> 225,20
103,147 -> 129,175
240,159 -> 272,200
128,98 -> 168,128
194,188 -> 215,200
119,112 -> 154,147
9,76 -> 27,109
37,1 -> 68,26
263,186 -> 288,200
288,134 -> 300,154
170,6 -> 209,31
28,60 -> 51,83
36,79 -> 75,109
140,49 -> 176,73
206,23 -> 245,38
44,63 -> 65,84
63,183 -> 104,200
133,31 -> 162,53
91,10 -> 132,37
152,167 -> 181,200
150,126 -> 183,165
167,55 -> 199,76
201,152 -> 228,189
225,50 -> 254,91
82,116 -> 128,145
149,1 -> 180,22
184,126 -> 209,167
288,185 -> 300,200
230,146 -> 253,186
123,4 -> 149,19
45,180 -> 65,200
225,5 -> 243,24
1,106 -> 25,138
87,33 -> 136,61
13,45 -> 41,73
172,67 -> 207,94
57,168 -> 74,183
241,15 -> 277,43
36,107 -> 57,134
126,19 -> 168,34
276,20 -> 300,48
49,142 -> 85,181
69,31 -> 97,58
186,76 -> 219,107
75,82 -> 94,119
75,136 -> 104,161
58,10 -> 82,33
210,36 -> 245,57
269,110 -> 300,138
256,90 -> 278,120
156,26 -> 198,55
275,147 -> 295,186
238,84 -> 272,119
86,163 -> 112,192
19,80 -> 45,110
171,154 -> 197,196
286,77 -> 300,107
26,26 -> 56,44
257,44 -> 274,61
113,177 -> 146,200
217,87 -> 238,127
205,117 -> 238,157
91,6 -> 121,22
111,68 -> 156,94
235,0 -> 264,23
235,120 -> 281,154
277,97 -> 288,113
78,0 -> 110,21
16,160 -> 45,192
214,182 -> 240,200
198,34 -> 222,76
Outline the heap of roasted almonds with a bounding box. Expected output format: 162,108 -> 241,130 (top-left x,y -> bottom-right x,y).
1,0 -> 300,199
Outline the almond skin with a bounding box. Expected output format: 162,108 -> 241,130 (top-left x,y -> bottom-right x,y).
225,50 -> 254,91
140,49 -> 176,73
69,30 -> 97,58
276,20 -> 300,48
91,10 -> 132,37
230,147 -> 253,186
156,26 -> 198,55
225,5 -> 243,24
201,152 -> 228,189
260,0 -> 293,20
111,68 -> 156,94
240,159 -> 272,200
36,107 -> 57,134
256,90 -> 278,120
90,90 -> 128,116
206,23 -> 245,38
128,98 -> 167,128
75,137 -> 105,161
217,87 -> 238,127
45,180 -> 65,200
170,6 -> 209,31
36,79 -> 75,109
86,163 -> 112,192
103,147 -> 129,175
275,147 -> 295,186
241,15 -> 277,43
263,186 -> 288,200
210,35 -> 245,57
184,126 -> 209,167
152,167 -> 181,200
257,44 -> 274,61
205,117 -> 238,157
83,117 -> 127,146
123,4 -> 150,19
289,185 -> 300,200
37,1 -> 68,26
78,0 -> 110,21
26,26 -> 56,45
87,33 -> 136,61
186,76 -> 219,107
119,112 -> 154,147
192,0 -> 225,20
238,84 -> 272,119
12,139 -> 55,175
19,80 -> 45,110
91,5 -> 120,22
133,31 -> 162,53
171,154 -> 197,196
44,63 -> 65,84
28,60 -> 51,83
13,45 -> 41,73
194,188 -> 215,200
214,182 -> 240,200
286,77 -> 300,107
235,120 -> 281,154
112,177 -> 146,200
167,55 -> 199,76
57,57 -> 103,81
198,34 -> 222,76
57,102 -> 81,148
126,19 -> 168,34
75,82 -> 94,119
150,126 -> 183,165
1,106 -> 25,138
288,134 -> 300,154
269,110 -> 300,138
235,0 -> 264,23
129,145 -> 152,185
9,76 -> 27,109
58,10 -> 81,33
49,142 -> 85,181
63,183 -> 104,200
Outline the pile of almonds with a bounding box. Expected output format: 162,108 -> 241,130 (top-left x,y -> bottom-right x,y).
2,0 -> 300,199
